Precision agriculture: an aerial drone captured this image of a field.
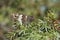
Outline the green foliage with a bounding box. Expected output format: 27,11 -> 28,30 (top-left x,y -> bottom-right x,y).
6,16 -> 60,40
0,0 -> 60,40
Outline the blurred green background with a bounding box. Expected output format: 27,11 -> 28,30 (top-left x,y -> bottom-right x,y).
0,0 -> 60,40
